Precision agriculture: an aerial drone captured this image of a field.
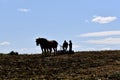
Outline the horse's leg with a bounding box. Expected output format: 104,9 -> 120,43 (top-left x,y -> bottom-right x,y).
56,48 -> 57,55
43,48 -> 47,56
49,48 -> 52,56
46,48 -> 49,56
46,48 -> 48,53
43,48 -> 45,56
40,47 -> 44,55
53,48 -> 56,55
53,48 -> 55,55
55,48 -> 57,54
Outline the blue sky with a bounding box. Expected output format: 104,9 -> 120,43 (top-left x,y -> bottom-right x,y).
0,0 -> 120,53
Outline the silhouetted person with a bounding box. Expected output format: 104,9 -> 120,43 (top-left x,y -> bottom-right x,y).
63,40 -> 68,51
69,40 -> 72,52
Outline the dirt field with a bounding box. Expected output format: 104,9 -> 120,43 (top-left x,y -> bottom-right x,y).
0,50 -> 120,80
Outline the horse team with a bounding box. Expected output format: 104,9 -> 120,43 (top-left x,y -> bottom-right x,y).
36,37 -> 73,56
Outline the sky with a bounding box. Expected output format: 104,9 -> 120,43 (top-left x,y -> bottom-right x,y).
0,0 -> 120,54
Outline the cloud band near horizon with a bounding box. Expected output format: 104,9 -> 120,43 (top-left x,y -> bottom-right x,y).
86,37 -> 120,45
79,30 -> 120,37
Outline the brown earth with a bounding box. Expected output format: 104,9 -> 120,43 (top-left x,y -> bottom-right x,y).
0,50 -> 120,80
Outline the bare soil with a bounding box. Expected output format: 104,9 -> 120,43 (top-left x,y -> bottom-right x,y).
0,50 -> 120,80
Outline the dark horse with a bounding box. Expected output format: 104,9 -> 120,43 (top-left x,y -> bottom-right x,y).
36,37 -> 58,55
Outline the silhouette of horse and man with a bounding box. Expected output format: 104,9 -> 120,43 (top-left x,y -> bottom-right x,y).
36,37 -> 73,56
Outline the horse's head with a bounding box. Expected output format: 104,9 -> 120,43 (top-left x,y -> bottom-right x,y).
36,38 -> 40,46
36,37 -> 48,46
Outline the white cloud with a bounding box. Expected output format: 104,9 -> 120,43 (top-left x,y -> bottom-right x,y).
18,8 -> 30,13
86,37 -> 120,45
0,41 -> 10,46
92,16 -> 117,24
79,30 -> 120,37
73,44 -> 80,49
80,47 -> 112,51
